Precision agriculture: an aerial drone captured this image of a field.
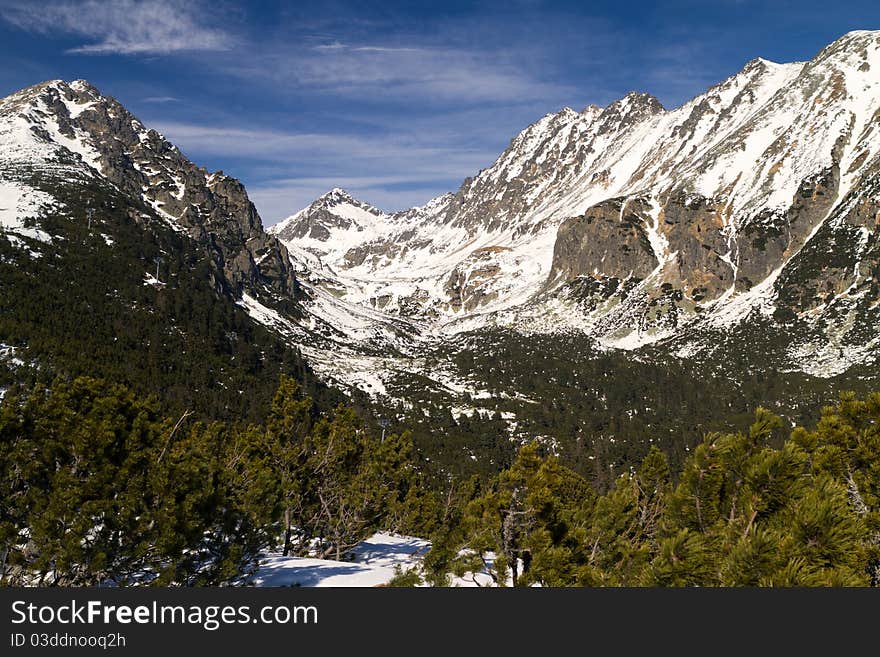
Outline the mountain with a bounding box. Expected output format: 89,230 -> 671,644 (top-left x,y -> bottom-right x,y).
0,79 -> 297,297
3,31 -> 880,480
0,79 -> 341,420
273,30 -> 880,381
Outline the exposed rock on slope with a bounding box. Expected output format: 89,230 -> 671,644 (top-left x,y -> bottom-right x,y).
272,31 -> 880,381
0,79 -> 297,298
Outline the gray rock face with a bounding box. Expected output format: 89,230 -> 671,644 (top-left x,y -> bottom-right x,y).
736,165 -> 841,293
444,247 -> 508,312
549,197 -> 657,286
656,193 -> 731,300
8,79 -> 298,298
544,159 -> 850,314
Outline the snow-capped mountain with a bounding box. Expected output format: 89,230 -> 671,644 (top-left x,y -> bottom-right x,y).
0,78 -> 297,297
2,30 -> 880,419
0,77 -> 425,403
273,30 -> 880,380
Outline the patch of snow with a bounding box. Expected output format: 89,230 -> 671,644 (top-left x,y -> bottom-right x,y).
36,97 -> 104,174
0,343 -> 25,368
143,196 -> 187,233
60,95 -> 96,120
250,532 -> 429,587
0,180 -> 55,245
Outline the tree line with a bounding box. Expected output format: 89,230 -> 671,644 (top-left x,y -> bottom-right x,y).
1,374 -> 878,586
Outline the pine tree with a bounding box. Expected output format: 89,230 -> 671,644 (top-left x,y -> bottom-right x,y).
264,375 -> 313,556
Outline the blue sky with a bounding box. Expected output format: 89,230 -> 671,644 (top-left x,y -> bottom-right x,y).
1,0 -> 878,224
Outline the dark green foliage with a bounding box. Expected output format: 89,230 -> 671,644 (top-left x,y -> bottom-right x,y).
262,376 -> 422,561
433,443 -> 597,586
425,398 -> 880,587
384,565 -> 423,587
0,377 -> 272,585
379,326 -> 879,488
0,375 -> 419,586
2,174 -> 878,586
2,375 -> 878,587
0,177 -> 341,424
790,392 -> 880,585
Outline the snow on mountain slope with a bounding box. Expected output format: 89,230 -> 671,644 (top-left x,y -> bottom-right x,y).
0,78 -> 299,299
272,31 -> 880,379
0,79 -> 103,176
0,78 -> 422,399
0,180 -> 55,248
2,31 -> 879,408
0,81 -> 99,252
271,56 -> 804,320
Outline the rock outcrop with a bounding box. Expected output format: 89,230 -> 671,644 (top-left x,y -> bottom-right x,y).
2,79 -> 298,298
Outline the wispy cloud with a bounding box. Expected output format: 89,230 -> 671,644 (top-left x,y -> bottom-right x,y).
142,96 -> 179,103
0,0 -> 232,55
222,41 -> 574,105
150,120 -> 500,221
152,121 -> 496,168
350,46 -> 423,53
313,42 -> 346,51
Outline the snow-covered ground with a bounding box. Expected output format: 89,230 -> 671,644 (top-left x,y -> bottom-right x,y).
250,533 -> 430,587
0,180 -> 55,247
249,532 -> 498,587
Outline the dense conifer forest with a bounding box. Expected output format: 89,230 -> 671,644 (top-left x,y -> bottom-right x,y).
0,178 -> 346,423
2,374 -> 877,586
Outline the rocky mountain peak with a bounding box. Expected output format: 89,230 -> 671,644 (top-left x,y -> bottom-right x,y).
270,184 -> 389,251
1,78 -> 299,298
741,57 -> 776,72
321,187 -> 354,201
580,104 -> 603,118
809,29 -> 880,71
67,79 -> 100,94
823,28 -> 880,51
602,91 -> 665,122
311,187 -> 378,212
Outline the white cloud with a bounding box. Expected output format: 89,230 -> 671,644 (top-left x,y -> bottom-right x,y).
350,46 -> 423,53
151,121 -> 495,171
149,120 -> 499,223
313,42 -> 346,51
223,42 -> 573,104
0,0 -> 231,55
